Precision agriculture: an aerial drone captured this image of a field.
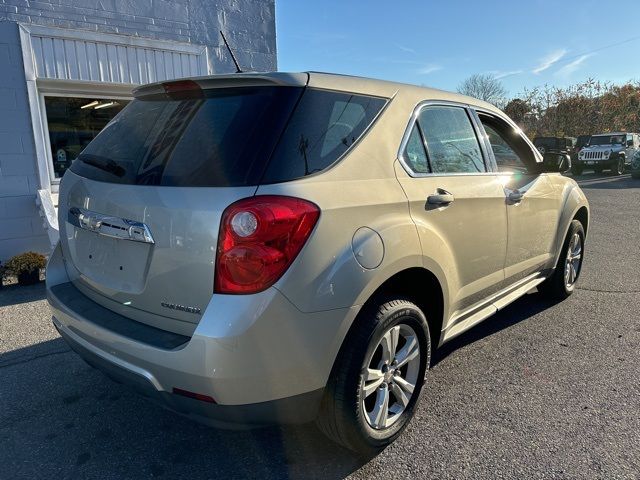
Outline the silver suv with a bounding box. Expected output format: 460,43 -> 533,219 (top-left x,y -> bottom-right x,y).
576,132 -> 640,175
47,72 -> 589,454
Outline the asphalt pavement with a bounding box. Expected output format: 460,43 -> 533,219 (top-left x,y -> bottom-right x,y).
0,172 -> 638,479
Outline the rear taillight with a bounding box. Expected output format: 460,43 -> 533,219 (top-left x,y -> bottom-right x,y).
214,196 -> 320,294
172,387 -> 216,404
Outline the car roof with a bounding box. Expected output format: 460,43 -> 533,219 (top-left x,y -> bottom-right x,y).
133,71 -> 503,114
305,71 -> 499,108
592,132 -> 634,136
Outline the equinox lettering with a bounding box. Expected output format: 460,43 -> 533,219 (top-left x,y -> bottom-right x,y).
161,302 -> 201,315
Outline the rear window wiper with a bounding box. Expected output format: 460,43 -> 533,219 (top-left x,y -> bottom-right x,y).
78,155 -> 126,178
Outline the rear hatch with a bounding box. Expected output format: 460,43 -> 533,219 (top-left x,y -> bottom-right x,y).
59,75 -> 307,335
58,73 -> 389,335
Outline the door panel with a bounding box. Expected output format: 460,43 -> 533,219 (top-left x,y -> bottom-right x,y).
502,173 -> 559,283
476,111 -> 559,284
397,170 -> 508,315
396,104 -> 508,318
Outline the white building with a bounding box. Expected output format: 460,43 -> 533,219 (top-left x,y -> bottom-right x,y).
0,0 -> 277,261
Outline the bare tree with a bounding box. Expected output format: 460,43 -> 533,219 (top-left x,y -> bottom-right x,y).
457,74 -> 507,107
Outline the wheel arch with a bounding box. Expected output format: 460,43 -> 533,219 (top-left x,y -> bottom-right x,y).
574,205 -> 589,234
341,267 -> 446,360
552,189 -> 590,266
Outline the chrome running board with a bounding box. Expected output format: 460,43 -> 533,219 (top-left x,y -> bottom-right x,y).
441,273 -> 547,344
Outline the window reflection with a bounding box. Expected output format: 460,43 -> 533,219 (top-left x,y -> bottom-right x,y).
45,96 -> 128,178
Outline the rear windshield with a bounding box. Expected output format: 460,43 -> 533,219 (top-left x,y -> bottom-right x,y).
70,86 -> 386,187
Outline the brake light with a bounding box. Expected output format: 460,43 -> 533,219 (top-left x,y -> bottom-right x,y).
214,196 -> 320,294
162,80 -> 203,99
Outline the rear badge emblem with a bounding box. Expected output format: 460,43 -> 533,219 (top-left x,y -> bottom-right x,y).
161,302 -> 201,315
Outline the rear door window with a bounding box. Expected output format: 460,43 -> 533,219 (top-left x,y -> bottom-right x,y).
403,125 -> 430,173
415,106 -> 486,174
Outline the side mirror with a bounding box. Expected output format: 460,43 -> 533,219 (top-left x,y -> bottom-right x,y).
542,152 -> 570,173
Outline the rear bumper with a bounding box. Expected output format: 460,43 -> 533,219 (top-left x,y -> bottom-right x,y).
47,244 -> 357,426
53,318 -> 322,427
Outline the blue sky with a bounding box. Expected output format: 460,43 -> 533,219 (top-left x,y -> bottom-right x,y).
276,0 -> 640,98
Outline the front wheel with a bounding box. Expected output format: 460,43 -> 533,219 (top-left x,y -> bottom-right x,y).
539,219 -> 585,301
317,298 -> 430,455
612,157 -> 625,175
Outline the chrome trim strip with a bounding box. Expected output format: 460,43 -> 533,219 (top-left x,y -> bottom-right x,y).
446,271 -> 545,332
68,207 -> 155,244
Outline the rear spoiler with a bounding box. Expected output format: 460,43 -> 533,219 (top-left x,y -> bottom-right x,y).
132,72 -> 310,98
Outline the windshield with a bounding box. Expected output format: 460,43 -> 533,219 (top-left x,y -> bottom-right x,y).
533,137 -> 559,148
589,135 -> 625,146
576,135 -> 591,147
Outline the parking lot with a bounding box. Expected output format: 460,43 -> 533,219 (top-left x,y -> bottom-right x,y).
1,172 -> 639,479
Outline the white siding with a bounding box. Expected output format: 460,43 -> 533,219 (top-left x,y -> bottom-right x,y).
30,34 -> 207,84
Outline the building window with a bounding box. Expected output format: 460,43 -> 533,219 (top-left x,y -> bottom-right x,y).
44,96 -> 129,179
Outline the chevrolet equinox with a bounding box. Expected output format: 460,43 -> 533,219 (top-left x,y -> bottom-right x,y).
47,72 -> 589,454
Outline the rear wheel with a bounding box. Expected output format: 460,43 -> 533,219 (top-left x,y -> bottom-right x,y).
539,219 -> 585,301
317,298 -> 430,455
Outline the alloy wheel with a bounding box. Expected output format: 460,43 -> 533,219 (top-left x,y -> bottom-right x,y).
564,233 -> 583,288
361,324 -> 421,430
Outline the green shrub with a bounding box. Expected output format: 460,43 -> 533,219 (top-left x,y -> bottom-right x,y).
4,252 -> 47,275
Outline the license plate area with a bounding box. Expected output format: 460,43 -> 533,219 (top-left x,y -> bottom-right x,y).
68,227 -> 153,294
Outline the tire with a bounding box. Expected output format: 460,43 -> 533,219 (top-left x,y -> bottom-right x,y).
571,165 -> 583,176
612,157 -> 625,175
316,298 -> 431,455
539,219 -> 585,301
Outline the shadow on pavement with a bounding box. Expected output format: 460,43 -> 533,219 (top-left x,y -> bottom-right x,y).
0,288 -> 561,479
0,281 -> 46,307
0,336 -> 367,479
573,173 -> 637,190
432,291 -> 558,367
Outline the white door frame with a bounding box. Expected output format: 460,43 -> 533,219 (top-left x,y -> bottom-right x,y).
18,23 -> 210,192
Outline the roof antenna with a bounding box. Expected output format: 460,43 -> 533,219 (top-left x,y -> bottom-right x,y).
219,30 -> 243,73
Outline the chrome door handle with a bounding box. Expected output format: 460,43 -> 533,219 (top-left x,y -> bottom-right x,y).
507,190 -> 523,203
427,189 -> 455,206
